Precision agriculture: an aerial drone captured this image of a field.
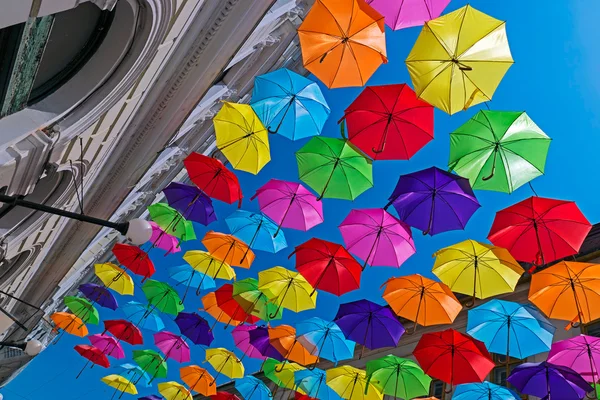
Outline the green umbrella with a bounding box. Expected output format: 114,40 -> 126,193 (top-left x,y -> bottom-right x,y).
296,136 -> 373,201
448,110 -> 551,193
365,355 -> 431,400
141,279 -> 184,316
132,349 -> 168,381
263,358 -> 285,387
64,296 -> 99,325
147,203 -> 196,241
232,278 -> 282,323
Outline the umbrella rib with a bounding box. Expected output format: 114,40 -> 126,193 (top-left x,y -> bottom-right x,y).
456,22 -> 509,59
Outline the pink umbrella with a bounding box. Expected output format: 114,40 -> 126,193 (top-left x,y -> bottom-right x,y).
88,334 -> 125,359
153,331 -> 190,363
548,335 -> 600,384
232,325 -> 266,362
339,208 -> 415,269
250,179 -> 324,236
149,221 -> 181,253
366,0 -> 451,30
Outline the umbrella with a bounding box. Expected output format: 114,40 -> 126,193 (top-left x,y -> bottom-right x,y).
120,363 -> 151,387
265,360 -> 306,393
113,243 -> 156,280
232,325 -> 268,361
381,274 -> 461,333
233,278 -> 282,323
235,376 -> 272,400
180,365 -> 215,396
175,312 -> 214,346
214,101 -> 270,174
225,210 -> 287,255
64,296 -> 99,325
94,262 -> 134,295
202,231 -> 254,269
529,261 -> 600,326
139,396 -> 163,400
548,335 -> 600,385
432,239 -> 524,307
334,299 -> 404,358
163,182 -> 216,225
258,266 -> 317,318
250,68 -> 330,140
154,331 -> 190,363
488,196 -> 592,267
184,250 -> 236,295
406,5 -> 513,114
248,327 -> 285,361
142,279 -> 184,317
339,208 -> 415,269
413,328 -> 495,388
507,362 -> 593,400
101,375 -> 137,396
341,84 -> 434,160
296,136 -> 373,201
149,222 -> 181,254
296,317 -> 355,364
295,368 -> 341,400
212,392 -> 240,400
78,283 -> 118,310
168,265 -> 215,303
205,348 -> 244,384
365,355 -> 431,399
453,382 -> 521,400
268,325 -> 319,369
385,167 -> 480,236
183,152 -> 243,206
366,0 -> 450,30
51,312 -> 87,338
326,365 -> 382,400
250,179 -> 324,236
148,203 -> 195,241
89,334 -> 125,359
74,345 -> 110,378
133,349 -> 168,382
449,111 -> 551,193
104,319 -> 143,345
158,382 -> 193,400
122,301 -> 165,332
298,0 -> 387,88
211,283 -> 260,328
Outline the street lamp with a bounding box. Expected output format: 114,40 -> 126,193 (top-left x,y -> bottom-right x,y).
0,339 -> 44,356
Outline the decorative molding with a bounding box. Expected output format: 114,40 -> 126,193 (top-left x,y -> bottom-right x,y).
90,0 -> 119,11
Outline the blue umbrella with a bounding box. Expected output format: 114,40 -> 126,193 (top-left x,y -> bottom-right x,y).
250,68 -> 330,140
453,381 -> 521,400
225,210 -> 287,258
295,368 -> 342,400
296,317 -> 355,365
168,265 -> 215,302
120,363 -> 152,387
235,376 -> 272,400
121,301 -> 165,332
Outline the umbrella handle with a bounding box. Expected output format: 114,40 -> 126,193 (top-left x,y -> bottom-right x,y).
372,146 -> 384,154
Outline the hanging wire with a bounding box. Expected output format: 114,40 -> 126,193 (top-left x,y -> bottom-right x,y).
528,182 -> 539,197
79,137 -> 85,214
69,160 -> 84,214
484,102 -> 491,110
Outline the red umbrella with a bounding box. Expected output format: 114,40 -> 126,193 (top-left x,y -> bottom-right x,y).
341,84 -> 434,160
213,284 -> 260,329
488,196 -> 592,269
295,393 -> 316,400
112,243 -> 155,281
74,344 -> 110,378
290,238 -> 362,296
184,152 -> 243,207
211,392 -> 240,400
413,328 -> 494,389
103,319 -> 143,345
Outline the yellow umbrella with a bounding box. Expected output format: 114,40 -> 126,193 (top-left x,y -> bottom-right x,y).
406,5 -> 513,115
273,361 -> 306,393
205,348 -> 244,384
101,374 -> 138,395
158,381 -> 193,400
94,262 -> 134,295
432,239 -> 524,307
214,102 -> 270,174
326,365 -> 382,400
183,250 -> 236,294
258,266 -> 317,318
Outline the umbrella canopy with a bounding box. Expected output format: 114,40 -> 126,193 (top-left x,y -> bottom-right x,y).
202,231 -> 254,269
183,152 -> 243,206
326,365 -> 382,400
181,365 -> 215,396
78,283 -> 118,310
258,266 -> 317,317
296,317 -> 355,364
120,363 -> 151,387
149,221 -> 181,254
213,283 -> 260,325
133,349 -> 168,380
453,382 -> 521,400
154,331 -> 190,363
233,278 -> 282,323
64,296 -> 99,325
251,179 -> 324,235
432,239 -> 524,305
298,0 -> 387,88
225,210 -> 287,254
175,312 -> 214,346
406,5 -> 513,114
158,382 -> 193,400
508,362 -> 593,400
101,374 -> 137,395
232,325 -> 268,361
205,348 -> 244,382
413,328 -> 495,386
139,396 -> 163,400
295,368 -> 341,400
104,319 -> 143,345
250,68 -> 330,140
169,264 -> 215,302
529,261 -> 600,325
548,335 -> 600,384
148,203 -> 196,241
74,344 -> 110,368
212,392 -> 240,400
88,334 -> 125,359
268,361 -> 306,392
183,250 -> 236,294
248,327 -> 285,361
342,84 -> 434,160
365,355 -> 431,399
268,325 -> 319,367
449,111 -> 551,193
339,208 -> 415,269
381,274 -> 461,330
292,238 -> 362,296
51,312 -> 88,337
94,262 -> 134,295
296,136 -> 373,201
366,0 -> 450,30
386,167 -> 480,236
214,102 -> 270,174
235,376 -> 272,400
113,243 -> 156,280
163,182 -> 216,225
122,301 -> 165,332
142,279 -> 184,316
488,196 -> 592,266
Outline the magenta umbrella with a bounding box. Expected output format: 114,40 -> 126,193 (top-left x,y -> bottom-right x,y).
250,179 -> 324,237
88,334 -> 125,359
232,325 -> 266,362
339,208 -> 415,269
149,221 -> 180,253
548,335 -> 600,385
153,331 -> 190,363
366,0 -> 451,30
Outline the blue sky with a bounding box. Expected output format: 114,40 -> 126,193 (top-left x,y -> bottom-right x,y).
5,1 -> 600,399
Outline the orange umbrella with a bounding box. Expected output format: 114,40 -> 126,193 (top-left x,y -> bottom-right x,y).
180,365 -> 215,396
202,231 -> 254,269
298,0 -> 387,88
268,325 -> 318,370
51,312 -> 88,337
529,261 -> 600,327
381,274 -> 462,333
200,292 -> 244,325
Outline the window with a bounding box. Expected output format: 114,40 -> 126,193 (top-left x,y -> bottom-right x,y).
583,320 -> 600,337
430,380 -> 445,400
490,354 -> 527,399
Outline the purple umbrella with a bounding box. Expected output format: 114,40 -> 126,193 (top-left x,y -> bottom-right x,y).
163,182 -> 216,226
232,325 -> 267,362
385,167 -> 480,236
153,331 -> 190,363
139,396 -> 163,400
174,312 -> 214,346
248,326 -> 285,362
507,362 -> 593,400
339,208 -> 415,269
334,299 -> 404,358
366,0 -> 450,30
78,283 -> 118,310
